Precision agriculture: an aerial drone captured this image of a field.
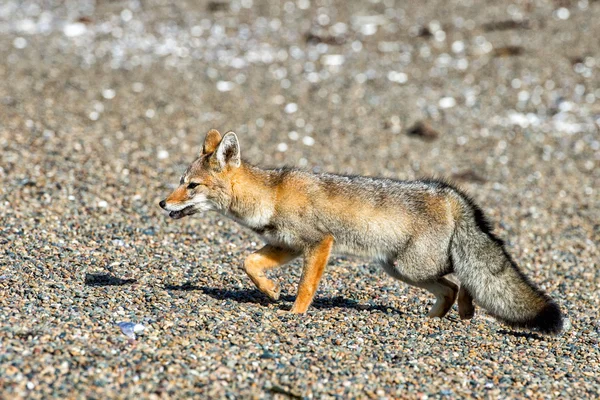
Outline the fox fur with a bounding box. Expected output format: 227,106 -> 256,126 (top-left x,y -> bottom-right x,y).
160,129 -> 563,334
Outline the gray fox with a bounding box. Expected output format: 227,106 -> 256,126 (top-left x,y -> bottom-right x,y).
159,129 -> 563,334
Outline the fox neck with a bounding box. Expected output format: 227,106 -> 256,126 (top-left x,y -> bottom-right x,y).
226,163 -> 276,229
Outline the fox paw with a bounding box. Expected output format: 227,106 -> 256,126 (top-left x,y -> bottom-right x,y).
427,293 -> 457,319
289,305 -> 307,314
459,305 -> 475,320
263,284 -> 280,301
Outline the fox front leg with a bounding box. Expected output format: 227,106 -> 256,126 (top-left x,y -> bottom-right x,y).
290,235 -> 334,314
244,245 -> 299,301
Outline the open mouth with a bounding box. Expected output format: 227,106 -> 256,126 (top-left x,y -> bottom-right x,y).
168,205 -> 196,219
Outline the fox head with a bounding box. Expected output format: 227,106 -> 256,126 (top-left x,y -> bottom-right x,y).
159,129 -> 241,219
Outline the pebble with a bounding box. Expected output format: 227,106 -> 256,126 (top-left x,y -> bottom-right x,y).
439,97 -> 457,109
117,322 -> 145,340
63,23 -> 87,37
216,81 -> 234,92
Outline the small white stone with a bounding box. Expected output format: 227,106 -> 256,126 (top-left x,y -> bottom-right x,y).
288,131 -> 299,141
434,30 -> 446,41
317,13 -> 330,26
98,200 -> 108,208
277,143 -> 288,152
26,382 -> 34,390
121,9 -> 133,22
216,81 -> 234,92
285,103 -> 298,114
145,109 -> 155,118
387,71 -> 407,83
302,136 -> 315,146
231,58 -> 245,69
89,111 -> 99,121
63,23 -> 87,37
518,90 -> 530,102
157,150 -> 169,159
508,112 -> 529,128
556,7 -> 570,20
16,19 -> 36,35
456,59 -> 469,70
439,97 -> 456,109
13,37 -> 27,49
451,40 -> 465,53
331,22 -> 347,35
102,89 -> 116,99
322,54 -> 345,66
361,24 -> 377,36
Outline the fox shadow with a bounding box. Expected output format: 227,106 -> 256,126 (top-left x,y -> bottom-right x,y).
496,329 -> 544,341
164,283 -> 403,315
85,273 -> 137,286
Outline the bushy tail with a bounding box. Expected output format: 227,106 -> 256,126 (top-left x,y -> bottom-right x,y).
451,208 -> 563,335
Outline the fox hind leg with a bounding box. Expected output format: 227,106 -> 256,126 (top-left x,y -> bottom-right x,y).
458,286 -> 475,320
380,262 -> 458,318
420,278 -> 458,318
244,245 -> 299,301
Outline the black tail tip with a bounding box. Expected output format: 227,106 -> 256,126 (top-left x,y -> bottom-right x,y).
530,301 -> 563,335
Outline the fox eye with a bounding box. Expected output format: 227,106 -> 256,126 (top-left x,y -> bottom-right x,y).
187,182 -> 200,190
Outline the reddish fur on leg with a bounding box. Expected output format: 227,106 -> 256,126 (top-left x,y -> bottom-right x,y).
290,235 -> 334,313
244,245 -> 298,301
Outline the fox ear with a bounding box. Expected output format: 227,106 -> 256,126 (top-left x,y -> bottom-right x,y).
215,131 -> 241,169
202,129 -> 222,155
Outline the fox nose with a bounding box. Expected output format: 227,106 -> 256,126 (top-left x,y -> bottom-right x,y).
159,200 -> 166,209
